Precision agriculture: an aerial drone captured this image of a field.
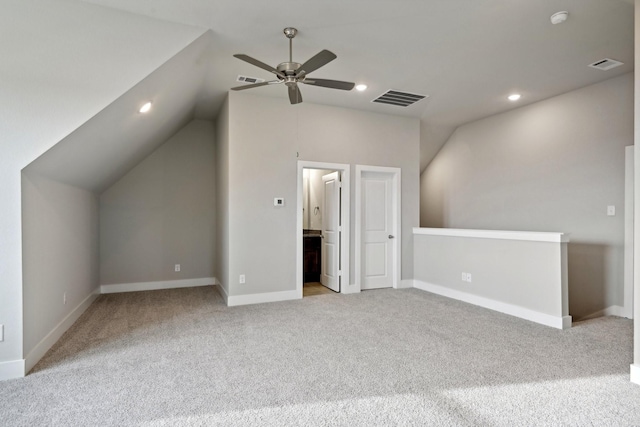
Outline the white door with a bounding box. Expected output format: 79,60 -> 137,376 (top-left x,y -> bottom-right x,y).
362,172 -> 394,290
321,172 -> 340,292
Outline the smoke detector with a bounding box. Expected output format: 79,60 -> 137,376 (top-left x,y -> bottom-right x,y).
550,11 -> 569,25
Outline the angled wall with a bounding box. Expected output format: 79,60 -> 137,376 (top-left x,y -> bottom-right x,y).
21,173 -> 100,371
421,73 -> 633,320
0,0 -> 207,379
100,120 -> 216,289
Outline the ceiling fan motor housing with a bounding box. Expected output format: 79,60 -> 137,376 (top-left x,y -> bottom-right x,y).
231,27 -> 354,104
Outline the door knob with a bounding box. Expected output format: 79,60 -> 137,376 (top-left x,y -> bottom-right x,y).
388,235 -> 395,239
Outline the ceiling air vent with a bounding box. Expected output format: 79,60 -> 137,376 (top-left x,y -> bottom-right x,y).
236,75 -> 265,84
372,90 -> 428,107
588,58 -> 624,71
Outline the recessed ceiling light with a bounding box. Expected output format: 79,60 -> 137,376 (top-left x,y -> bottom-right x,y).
355,84 -> 368,92
550,11 -> 569,25
508,94 -> 521,101
139,102 -> 152,113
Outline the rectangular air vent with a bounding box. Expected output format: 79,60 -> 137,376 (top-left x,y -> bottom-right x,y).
588,58 -> 624,71
236,75 -> 265,84
372,90 -> 428,107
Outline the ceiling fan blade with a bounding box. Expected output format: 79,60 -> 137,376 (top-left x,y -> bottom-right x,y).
288,84 -> 303,104
301,78 -> 355,91
231,81 -> 270,91
230,80 -> 282,91
297,50 -> 337,77
233,54 -> 286,79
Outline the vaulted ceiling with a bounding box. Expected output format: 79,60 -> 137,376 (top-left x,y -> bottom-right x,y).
17,0 -> 634,191
83,0 -> 634,170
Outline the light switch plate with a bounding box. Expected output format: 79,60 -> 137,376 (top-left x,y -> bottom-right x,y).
607,205 -> 616,216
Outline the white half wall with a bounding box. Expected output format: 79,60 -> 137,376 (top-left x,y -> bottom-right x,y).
413,228 -> 571,329
421,73 -> 633,320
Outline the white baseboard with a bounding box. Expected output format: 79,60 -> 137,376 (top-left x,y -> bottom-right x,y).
227,289 -> 300,307
0,359 -> 26,381
397,279 -> 414,289
25,287 -> 100,374
579,305 -> 626,321
631,364 -> 640,385
215,278 -> 229,304
101,277 -> 216,294
413,280 -> 571,330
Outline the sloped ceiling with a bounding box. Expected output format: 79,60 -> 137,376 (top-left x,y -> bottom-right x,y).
16,0 -> 636,191
83,0 -> 634,170
24,32 -> 215,193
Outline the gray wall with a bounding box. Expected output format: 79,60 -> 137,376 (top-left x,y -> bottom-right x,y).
0,1 -> 205,371
215,98 -> 230,296
100,120 -> 216,286
21,173 -> 99,357
421,73 -> 634,319
224,91 -> 420,296
414,234 -> 567,318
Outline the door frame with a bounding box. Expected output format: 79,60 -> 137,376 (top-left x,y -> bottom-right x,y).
297,161 -> 351,298
355,165 -> 401,291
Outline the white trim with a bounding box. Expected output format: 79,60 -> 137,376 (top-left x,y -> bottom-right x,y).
413,227 -> 570,243
579,305 -> 626,321
227,289 -> 300,307
398,279 -> 414,289
413,280 -> 572,329
25,286 -> 100,374
355,165 -> 402,291
297,161 -> 350,296
631,364 -> 640,385
215,278 -> 229,305
0,359 -> 26,381
624,146 -> 634,319
100,277 -> 216,294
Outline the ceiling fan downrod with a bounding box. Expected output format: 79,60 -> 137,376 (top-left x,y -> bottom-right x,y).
283,27 -> 297,63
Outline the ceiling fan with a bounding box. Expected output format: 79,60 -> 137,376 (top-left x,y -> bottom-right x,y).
231,27 -> 355,105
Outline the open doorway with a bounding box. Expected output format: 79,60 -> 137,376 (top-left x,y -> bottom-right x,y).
296,161 -> 351,298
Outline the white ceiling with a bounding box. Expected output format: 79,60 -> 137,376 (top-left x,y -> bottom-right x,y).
81,0 -> 634,169
83,0 -> 633,122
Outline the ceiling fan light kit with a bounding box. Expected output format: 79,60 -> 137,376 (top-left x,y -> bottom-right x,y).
231,27 -> 355,105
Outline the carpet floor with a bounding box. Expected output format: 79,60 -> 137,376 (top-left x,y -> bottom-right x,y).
1,286 -> 639,426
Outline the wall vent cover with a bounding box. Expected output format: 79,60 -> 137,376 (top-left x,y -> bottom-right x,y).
236,75 -> 265,84
372,90 -> 428,107
588,58 -> 624,71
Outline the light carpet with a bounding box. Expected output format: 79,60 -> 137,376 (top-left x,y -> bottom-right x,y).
1,287 -> 639,426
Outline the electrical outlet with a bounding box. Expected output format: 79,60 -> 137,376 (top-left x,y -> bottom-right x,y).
467,273 -> 472,283
239,274 -> 246,284
607,205 -> 616,216
63,292 -> 67,305
461,272 -> 468,282
175,264 -> 181,272
0,324 -> 4,342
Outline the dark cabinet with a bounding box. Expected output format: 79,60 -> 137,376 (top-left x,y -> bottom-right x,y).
303,235 -> 321,283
